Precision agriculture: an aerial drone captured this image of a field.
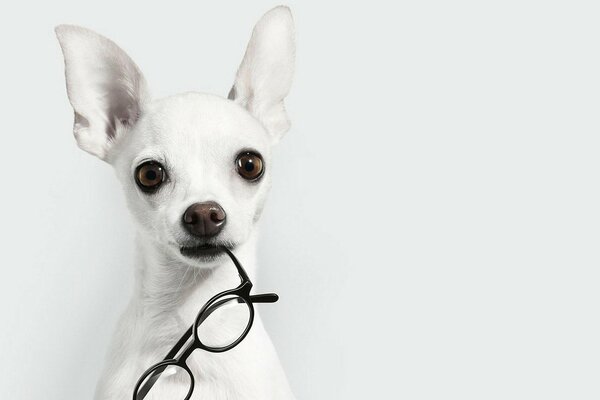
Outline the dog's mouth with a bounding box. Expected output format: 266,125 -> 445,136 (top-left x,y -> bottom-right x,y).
179,243 -> 231,261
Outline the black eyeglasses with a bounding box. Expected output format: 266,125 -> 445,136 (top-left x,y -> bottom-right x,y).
133,248 -> 279,400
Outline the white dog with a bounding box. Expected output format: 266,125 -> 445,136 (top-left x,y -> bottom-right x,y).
56,6 -> 296,400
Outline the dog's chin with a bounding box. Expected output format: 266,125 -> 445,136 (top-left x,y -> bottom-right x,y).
178,243 -> 234,264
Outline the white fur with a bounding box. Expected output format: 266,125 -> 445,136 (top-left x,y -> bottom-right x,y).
229,6 -> 295,142
56,6 -> 295,400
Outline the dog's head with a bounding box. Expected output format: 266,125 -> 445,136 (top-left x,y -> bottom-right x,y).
56,7 -> 295,265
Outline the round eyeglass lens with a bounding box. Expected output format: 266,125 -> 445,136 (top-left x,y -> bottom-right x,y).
135,363 -> 192,400
196,295 -> 252,349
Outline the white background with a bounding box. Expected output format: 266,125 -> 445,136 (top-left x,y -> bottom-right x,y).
1,1 -> 599,399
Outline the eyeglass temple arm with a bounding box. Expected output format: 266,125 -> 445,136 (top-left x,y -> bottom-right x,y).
249,293 -> 279,303
222,247 -> 251,282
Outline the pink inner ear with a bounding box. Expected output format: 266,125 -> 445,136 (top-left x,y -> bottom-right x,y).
106,84 -> 144,138
228,86 -> 237,101
56,24 -> 148,160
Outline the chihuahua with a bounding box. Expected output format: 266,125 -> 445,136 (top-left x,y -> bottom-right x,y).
56,6 -> 296,400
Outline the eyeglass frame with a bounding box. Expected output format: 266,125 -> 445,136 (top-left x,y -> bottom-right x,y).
132,247 -> 279,400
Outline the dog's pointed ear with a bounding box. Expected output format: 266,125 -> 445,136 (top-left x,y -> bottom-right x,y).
228,6 -> 295,142
55,25 -> 149,161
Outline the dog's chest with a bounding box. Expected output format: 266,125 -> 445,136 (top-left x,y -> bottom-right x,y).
185,349 -> 265,399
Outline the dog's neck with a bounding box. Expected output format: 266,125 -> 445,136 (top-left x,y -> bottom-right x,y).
131,232 -> 258,328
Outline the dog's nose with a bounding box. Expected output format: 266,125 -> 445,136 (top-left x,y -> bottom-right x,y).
182,201 -> 227,238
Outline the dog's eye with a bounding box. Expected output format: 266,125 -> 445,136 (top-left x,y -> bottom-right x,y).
135,161 -> 166,192
236,151 -> 264,181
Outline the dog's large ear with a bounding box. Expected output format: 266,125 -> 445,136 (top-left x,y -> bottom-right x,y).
55,25 -> 149,161
228,6 -> 295,142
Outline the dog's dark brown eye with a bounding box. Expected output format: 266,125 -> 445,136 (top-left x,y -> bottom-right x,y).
135,161 -> 165,192
236,151 -> 264,181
